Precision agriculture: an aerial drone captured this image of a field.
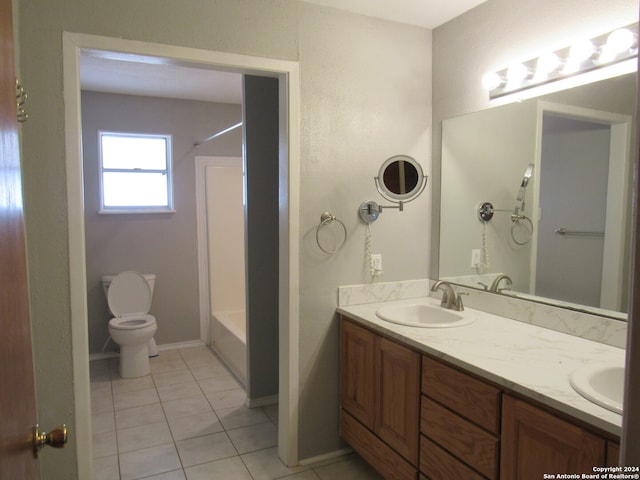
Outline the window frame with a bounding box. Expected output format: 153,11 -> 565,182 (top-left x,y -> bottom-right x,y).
98,131 -> 175,214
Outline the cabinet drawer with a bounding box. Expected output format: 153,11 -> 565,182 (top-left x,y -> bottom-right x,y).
422,355 -> 501,434
421,397 -> 499,479
420,435 -> 487,480
341,409 -> 418,480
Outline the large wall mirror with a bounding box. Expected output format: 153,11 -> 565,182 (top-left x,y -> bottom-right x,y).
440,70 -> 636,320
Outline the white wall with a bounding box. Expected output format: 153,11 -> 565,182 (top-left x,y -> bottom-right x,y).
17,1 -> 431,475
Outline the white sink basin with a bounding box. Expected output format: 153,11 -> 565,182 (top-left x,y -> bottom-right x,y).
569,362 -> 625,414
375,302 -> 474,328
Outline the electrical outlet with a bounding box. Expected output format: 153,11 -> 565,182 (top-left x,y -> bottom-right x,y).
371,253 -> 382,271
471,249 -> 481,267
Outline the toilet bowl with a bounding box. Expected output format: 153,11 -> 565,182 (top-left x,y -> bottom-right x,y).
105,271 -> 157,378
102,272 -> 158,357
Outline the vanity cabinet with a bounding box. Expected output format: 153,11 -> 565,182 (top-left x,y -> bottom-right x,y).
340,314 -> 620,480
501,395 -> 606,479
607,442 -> 620,466
340,318 -> 420,480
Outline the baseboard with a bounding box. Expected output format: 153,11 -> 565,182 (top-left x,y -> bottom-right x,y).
245,394 -> 279,408
298,447 -> 353,466
89,352 -> 119,362
89,339 -> 206,362
157,339 -> 205,351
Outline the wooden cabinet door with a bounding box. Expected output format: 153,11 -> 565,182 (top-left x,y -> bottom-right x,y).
501,396 -> 605,479
341,319 -> 376,428
375,336 -> 421,466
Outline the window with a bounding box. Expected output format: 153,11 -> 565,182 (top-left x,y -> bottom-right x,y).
99,132 -> 174,213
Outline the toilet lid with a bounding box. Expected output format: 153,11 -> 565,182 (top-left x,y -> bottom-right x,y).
107,271 -> 152,316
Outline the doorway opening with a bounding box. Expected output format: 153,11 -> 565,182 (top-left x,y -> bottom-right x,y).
63,32 -> 300,478
531,101 -> 632,311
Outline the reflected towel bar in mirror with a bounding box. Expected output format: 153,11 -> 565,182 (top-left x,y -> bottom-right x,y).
555,228 -> 605,237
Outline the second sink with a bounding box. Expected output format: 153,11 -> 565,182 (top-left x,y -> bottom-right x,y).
569,362 -> 625,414
375,301 -> 474,328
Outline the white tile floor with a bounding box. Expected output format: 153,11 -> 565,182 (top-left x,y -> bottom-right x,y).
91,345 -> 383,480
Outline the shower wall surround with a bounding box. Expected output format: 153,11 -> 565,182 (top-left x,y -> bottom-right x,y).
338,279 -> 626,348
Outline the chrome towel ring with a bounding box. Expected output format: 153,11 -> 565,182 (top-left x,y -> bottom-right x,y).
316,212 -> 347,254
510,214 -> 533,246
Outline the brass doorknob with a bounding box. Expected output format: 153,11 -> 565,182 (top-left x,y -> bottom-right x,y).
33,424 -> 68,458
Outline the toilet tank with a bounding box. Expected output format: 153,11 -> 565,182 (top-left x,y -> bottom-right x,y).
102,273 -> 156,298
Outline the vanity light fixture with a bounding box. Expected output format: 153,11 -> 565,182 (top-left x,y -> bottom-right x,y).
483,23 -> 638,99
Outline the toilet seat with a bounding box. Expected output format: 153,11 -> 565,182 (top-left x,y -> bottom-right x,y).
109,315 -> 156,330
107,271 -> 152,317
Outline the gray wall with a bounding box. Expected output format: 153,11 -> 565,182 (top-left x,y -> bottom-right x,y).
243,75 -> 280,402
81,91 -> 242,355
17,1 -> 431,475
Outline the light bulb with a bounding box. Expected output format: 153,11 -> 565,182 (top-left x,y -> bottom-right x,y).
607,28 -> 634,54
481,72 -> 502,91
536,52 -> 560,74
562,59 -> 580,75
506,63 -> 528,83
569,39 -> 595,62
598,45 -> 616,64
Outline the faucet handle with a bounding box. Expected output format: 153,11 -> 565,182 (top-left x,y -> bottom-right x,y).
455,292 -> 468,311
439,290 -> 450,306
477,282 -> 488,291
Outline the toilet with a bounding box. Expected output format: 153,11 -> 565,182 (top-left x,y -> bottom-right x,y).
103,271 -> 157,378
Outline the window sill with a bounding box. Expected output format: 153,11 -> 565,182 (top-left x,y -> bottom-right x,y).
98,209 -> 176,215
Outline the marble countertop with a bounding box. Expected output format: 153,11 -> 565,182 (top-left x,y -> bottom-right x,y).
337,296 -> 625,437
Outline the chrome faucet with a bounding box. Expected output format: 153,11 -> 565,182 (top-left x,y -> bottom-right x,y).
489,274 -> 512,293
431,280 -> 465,311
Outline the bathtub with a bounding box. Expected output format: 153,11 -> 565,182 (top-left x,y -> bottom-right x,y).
210,310 -> 247,387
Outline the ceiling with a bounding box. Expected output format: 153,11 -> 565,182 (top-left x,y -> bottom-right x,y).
80,0 -> 486,103
303,0 -> 485,29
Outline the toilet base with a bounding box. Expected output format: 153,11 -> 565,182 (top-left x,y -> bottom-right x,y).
148,337 -> 159,357
118,343 -> 151,378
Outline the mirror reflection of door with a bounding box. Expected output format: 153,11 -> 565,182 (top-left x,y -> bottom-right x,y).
534,106 -> 631,311
536,113 -> 609,307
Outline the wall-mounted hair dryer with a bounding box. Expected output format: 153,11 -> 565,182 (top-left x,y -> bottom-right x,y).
515,164 -> 534,214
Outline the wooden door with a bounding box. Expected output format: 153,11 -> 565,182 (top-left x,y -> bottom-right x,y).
340,319 -> 376,428
375,336 -> 420,466
501,395 -> 605,479
0,0 -> 40,477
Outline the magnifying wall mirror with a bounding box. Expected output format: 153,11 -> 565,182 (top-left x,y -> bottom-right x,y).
360,155 -> 427,223
375,155 -> 426,202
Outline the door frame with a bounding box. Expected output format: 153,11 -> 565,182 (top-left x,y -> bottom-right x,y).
531,100 -> 632,310
62,32 -> 301,475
